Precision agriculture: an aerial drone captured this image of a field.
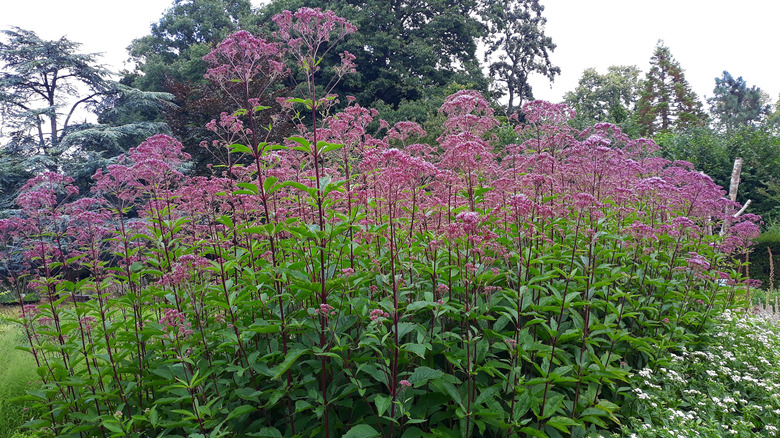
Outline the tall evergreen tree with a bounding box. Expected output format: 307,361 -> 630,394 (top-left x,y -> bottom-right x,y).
708,71 -> 769,130
481,0 -> 559,113
635,41 -> 706,136
0,27 -> 112,168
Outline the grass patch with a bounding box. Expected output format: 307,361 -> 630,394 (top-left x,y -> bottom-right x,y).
0,307 -> 45,438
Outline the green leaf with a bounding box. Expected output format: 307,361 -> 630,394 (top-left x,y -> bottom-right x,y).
541,393 -> 565,419
374,394 -> 392,417
229,143 -> 254,155
319,142 -> 345,154
227,405 -> 255,421
342,424 -> 380,437
253,427 -> 283,437
519,426 -> 549,438
272,348 -> 308,379
402,342 -> 428,359
546,416 -> 581,433
263,175 -> 279,194
409,366 -> 444,386
236,182 -> 259,195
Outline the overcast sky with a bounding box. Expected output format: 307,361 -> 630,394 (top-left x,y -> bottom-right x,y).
3,0 -> 779,107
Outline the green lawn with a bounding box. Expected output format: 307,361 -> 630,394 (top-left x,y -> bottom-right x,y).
0,306 -> 44,438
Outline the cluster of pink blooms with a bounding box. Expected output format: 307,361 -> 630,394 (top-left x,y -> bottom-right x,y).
315,303 -> 336,317
159,308 -> 194,338
370,309 -> 389,321
79,316 -> 97,333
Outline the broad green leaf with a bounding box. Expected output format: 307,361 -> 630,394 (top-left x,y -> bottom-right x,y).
272,348 -> 308,380
227,405 -> 255,421
409,366 -> 444,386
229,143 -> 254,155
546,416 -> 581,433
342,424 -> 380,437
374,394 -> 392,417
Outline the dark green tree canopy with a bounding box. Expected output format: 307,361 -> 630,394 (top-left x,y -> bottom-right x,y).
128,0 -> 256,91
564,65 -> 642,129
635,41 -> 706,136
256,0 -> 488,110
481,0 -> 559,112
708,71 -> 770,130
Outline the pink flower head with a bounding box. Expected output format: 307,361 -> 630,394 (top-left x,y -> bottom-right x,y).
204,30 -> 285,86
439,90 -> 498,136
272,8 -> 356,79
522,100 -> 576,126
370,308 -> 389,321
79,316 -> 96,332
399,379 -> 412,388
315,303 -> 336,317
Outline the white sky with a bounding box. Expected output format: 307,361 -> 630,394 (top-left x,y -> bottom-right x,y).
2,0 -> 779,106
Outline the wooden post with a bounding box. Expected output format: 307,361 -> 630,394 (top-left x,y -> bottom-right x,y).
728,157 -> 743,203
720,157 -> 751,236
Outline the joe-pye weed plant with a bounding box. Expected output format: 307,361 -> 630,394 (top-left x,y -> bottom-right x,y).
0,8 -> 761,438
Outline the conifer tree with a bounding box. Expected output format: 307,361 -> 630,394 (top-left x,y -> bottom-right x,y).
635,41 -> 706,136
708,71 -> 770,130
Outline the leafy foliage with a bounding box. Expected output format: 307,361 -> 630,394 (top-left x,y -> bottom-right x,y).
659,125 -> 780,221
0,9 -> 761,438
257,0 -> 489,111
0,27 -> 111,165
0,29 -> 173,213
619,309 -> 780,437
127,0 -> 256,91
564,66 -> 643,133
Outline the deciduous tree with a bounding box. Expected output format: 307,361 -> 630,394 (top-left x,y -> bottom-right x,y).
481,0 -> 559,113
564,65 -> 642,130
257,0 -> 489,110
127,0 -> 256,91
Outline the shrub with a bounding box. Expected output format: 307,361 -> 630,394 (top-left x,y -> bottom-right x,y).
619,308 -> 780,437
0,9 -> 758,438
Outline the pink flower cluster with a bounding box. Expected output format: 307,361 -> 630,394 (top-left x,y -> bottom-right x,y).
315,303 -> 336,317
370,309 -> 389,321
159,308 -> 194,338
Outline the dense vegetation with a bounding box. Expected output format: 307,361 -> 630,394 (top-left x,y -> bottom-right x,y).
1,1 -> 779,437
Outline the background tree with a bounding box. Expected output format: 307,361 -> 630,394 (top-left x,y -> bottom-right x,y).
564,65 -> 642,132
708,71 -> 770,130
659,126 -> 780,221
256,0 -> 489,112
0,27 -> 112,171
0,28 -> 171,212
481,0 -> 559,113
635,41 -> 706,136
126,0 -> 256,92
769,95 -> 780,130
